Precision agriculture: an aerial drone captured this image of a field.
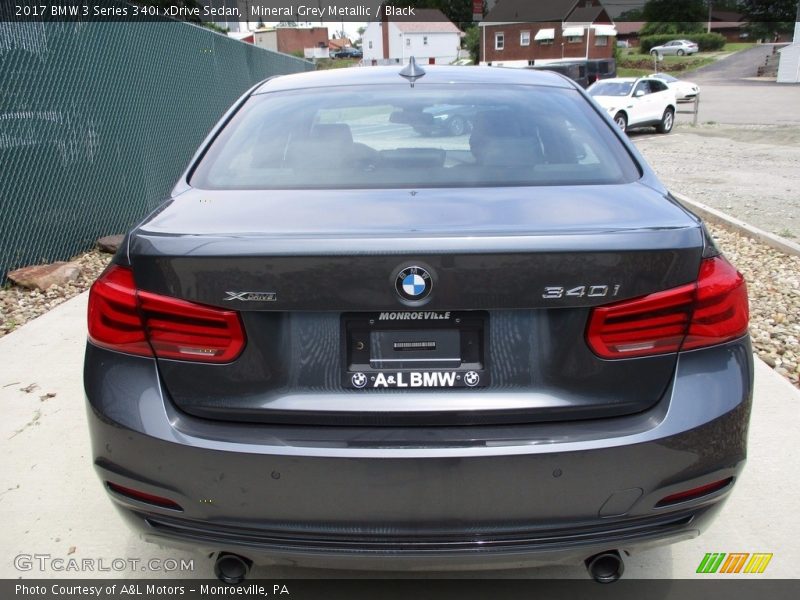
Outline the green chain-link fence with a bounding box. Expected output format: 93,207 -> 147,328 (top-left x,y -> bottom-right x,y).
0,19 -> 313,282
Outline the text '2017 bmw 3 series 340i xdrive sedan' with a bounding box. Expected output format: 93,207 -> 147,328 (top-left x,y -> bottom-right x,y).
84,63 -> 752,583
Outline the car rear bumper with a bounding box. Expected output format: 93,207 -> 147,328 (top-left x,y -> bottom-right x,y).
84,337 -> 753,569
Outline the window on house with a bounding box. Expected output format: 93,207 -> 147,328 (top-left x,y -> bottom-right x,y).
423,36 -> 428,45
520,31 -> 530,46
495,32 -> 504,50
538,39 -> 553,45
406,37 -> 411,46
595,36 -> 608,46
368,41 -> 373,49
567,36 -> 582,43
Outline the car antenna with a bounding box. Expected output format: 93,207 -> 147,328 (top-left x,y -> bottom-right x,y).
399,56 -> 425,88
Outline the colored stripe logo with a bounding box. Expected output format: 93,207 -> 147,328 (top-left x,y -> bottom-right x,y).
697,553 -> 773,574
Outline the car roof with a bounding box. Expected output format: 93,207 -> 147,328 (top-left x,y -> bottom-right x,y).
253,65 -> 575,94
591,77 -> 638,83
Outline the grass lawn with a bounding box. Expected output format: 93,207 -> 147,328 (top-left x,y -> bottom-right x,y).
617,67 -> 653,78
722,42 -> 757,52
315,58 -> 361,70
617,48 -> 717,76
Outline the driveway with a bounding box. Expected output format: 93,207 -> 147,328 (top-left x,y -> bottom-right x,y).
690,44 -> 780,84
672,45 -> 800,126
1,291 -> 798,580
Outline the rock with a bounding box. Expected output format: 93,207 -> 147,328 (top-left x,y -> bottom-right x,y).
96,234 -> 124,254
7,262 -> 81,291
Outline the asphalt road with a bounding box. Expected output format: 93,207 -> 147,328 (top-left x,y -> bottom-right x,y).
669,45 -> 800,126
689,44 -> 779,84
1,292 -> 798,580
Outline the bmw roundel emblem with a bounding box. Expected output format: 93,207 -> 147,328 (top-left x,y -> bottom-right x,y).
395,266 -> 433,301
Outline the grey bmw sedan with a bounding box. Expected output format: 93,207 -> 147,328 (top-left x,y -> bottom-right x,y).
84,64 -> 752,583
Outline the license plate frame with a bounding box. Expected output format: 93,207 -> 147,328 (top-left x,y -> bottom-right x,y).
341,311 -> 488,390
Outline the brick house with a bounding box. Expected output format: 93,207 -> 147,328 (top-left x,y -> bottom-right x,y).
253,27 -> 329,57
329,37 -> 354,52
479,0 -> 616,67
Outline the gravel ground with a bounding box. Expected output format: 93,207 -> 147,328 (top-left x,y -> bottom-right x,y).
708,226 -> 800,387
0,250 -> 111,337
633,124 -> 800,240
632,123 -> 800,387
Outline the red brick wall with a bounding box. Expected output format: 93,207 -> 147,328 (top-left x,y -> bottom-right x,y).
276,28 -> 329,55
482,23 -> 614,63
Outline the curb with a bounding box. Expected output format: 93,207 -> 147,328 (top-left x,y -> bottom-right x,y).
672,192 -> 800,258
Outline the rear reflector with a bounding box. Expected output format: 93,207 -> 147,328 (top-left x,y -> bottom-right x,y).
106,482 -> 183,511
88,265 -> 245,363
656,477 -> 734,507
587,256 -> 748,359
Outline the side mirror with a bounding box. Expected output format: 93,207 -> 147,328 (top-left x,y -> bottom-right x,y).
634,89 -> 645,98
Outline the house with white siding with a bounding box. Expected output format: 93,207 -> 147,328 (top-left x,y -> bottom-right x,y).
362,9 -> 463,66
777,14 -> 800,83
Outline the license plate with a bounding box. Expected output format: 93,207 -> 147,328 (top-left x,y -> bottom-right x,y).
342,311 -> 488,390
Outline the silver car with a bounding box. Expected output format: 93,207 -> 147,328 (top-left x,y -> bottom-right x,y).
650,40 -> 699,57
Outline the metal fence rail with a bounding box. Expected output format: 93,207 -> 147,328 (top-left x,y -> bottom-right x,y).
0,20 -> 313,282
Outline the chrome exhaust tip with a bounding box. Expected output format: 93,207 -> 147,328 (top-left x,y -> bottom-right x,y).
214,552 -> 252,585
585,550 -> 624,583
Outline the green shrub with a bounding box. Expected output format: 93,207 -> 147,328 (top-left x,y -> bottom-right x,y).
640,32 -> 726,53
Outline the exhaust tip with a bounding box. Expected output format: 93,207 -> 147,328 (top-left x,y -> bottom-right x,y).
585,550 -> 624,583
214,552 -> 252,585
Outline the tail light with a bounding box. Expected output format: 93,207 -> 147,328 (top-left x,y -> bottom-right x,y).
587,256 -> 748,359
88,265 -> 245,363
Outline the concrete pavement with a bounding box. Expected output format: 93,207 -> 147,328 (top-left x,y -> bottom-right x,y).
672,44 -> 800,126
1,292 -> 798,580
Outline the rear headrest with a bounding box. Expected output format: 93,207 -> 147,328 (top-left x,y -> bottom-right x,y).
310,123 -> 353,145
478,138 -> 541,167
470,110 -> 522,139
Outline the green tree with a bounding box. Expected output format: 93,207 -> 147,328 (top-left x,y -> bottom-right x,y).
640,21 -> 705,35
617,7 -> 645,21
740,0 -> 798,39
643,0 -> 708,21
463,25 -> 480,62
640,0 -> 707,34
386,1 -> 478,31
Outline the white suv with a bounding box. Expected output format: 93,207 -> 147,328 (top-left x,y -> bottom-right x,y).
587,77 -> 677,134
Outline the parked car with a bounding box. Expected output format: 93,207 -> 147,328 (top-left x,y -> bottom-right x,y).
333,47 -> 363,59
649,40 -> 699,56
647,73 -> 699,102
528,58 -> 616,88
85,64 -> 751,584
527,62 -> 589,88
412,104 -> 477,136
588,76 -> 677,133
585,58 -> 617,84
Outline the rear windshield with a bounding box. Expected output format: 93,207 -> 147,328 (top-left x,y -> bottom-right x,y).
191,84 -> 640,190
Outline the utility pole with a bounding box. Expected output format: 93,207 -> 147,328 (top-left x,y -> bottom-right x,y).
707,1 -> 712,34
